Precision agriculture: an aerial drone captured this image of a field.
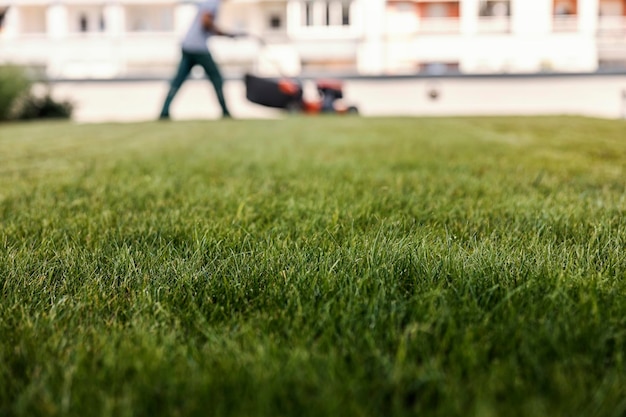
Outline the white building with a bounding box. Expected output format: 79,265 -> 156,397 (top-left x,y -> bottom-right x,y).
0,0 -> 625,78
384,0 -> 626,74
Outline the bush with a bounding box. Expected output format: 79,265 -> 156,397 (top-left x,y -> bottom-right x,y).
0,65 -> 31,120
0,65 -> 73,121
12,91 -> 74,120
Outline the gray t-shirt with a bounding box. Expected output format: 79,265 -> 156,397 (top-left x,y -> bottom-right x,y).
181,0 -> 221,53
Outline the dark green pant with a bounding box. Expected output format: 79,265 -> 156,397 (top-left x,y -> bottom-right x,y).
160,49 -> 230,118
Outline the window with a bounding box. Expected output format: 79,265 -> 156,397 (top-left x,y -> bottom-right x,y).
341,2 -> 350,25
126,5 -> 174,32
325,3 -> 331,25
69,6 -> 106,33
0,7 -> 7,31
478,0 -> 510,32
552,0 -> 578,31
305,1 -> 313,26
599,0 -> 625,16
79,14 -> 88,32
599,59 -> 626,70
554,0 -> 577,16
418,2 -> 460,19
425,3 -> 447,18
269,14 -> 282,29
395,2 -> 414,13
18,6 -> 47,33
302,1 -> 352,27
417,2 -> 460,32
479,0 -> 510,17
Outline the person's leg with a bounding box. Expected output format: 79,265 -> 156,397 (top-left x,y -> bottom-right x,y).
159,51 -> 194,119
197,51 -> 231,117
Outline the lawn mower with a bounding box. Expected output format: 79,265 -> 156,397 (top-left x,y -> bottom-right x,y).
243,37 -> 359,115
245,74 -> 358,115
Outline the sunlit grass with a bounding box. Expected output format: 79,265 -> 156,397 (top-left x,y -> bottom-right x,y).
1,116 -> 625,417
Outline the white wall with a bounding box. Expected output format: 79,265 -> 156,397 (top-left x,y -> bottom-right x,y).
47,75 -> 626,123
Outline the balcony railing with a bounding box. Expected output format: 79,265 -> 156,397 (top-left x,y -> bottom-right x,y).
552,15 -> 579,32
417,17 -> 460,34
597,16 -> 626,38
477,16 -> 511,34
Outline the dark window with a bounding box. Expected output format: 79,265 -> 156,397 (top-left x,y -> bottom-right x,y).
342,3 -> 350,25
325,3 -> 331,25
79,14 -> 88,32
554,0 -> 577,16
269,14 -> 281,29
0,7 -> 7,30
479,1 -> 511,17
305,2 -> 313,26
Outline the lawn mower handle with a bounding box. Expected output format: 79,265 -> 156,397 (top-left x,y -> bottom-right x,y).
237,33 -> 292,78
231,32 -> 265,45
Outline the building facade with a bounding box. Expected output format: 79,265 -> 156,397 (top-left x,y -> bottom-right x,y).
383,0 -> 626,74
0,0 -> 625,78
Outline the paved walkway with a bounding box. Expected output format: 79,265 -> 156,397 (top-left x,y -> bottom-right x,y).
50,74 -> 626,123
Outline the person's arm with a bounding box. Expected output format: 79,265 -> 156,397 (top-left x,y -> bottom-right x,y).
200,11 -> 237,38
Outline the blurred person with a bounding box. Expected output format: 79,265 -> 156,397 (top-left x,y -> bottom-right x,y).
159,0 -> 239,120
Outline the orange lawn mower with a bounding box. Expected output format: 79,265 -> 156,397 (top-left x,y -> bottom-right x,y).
243,37 -> 359,115
245,74 -> 359,115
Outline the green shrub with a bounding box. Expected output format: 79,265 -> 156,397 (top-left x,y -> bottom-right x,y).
12,91 -> 74,120
0,65 -> 73,121
0,65 -> 31,120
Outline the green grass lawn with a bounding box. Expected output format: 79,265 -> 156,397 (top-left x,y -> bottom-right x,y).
1,116 -> 625,417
